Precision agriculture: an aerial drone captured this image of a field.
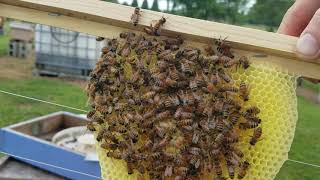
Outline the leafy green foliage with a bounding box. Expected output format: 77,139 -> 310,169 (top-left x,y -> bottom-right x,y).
248,0 -> 294,29
141,0 -> 149,9
171,0 -> 248,24
131,0 -> 138,7
151,0 -> 160,11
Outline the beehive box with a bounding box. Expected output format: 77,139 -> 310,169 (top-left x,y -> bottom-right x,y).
0,111 -> 101,180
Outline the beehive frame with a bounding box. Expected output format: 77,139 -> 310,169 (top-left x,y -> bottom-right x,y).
0,0 -> 319,79
0,1 -> 314,179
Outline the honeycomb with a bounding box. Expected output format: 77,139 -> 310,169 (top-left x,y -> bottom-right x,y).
94,61 -> 298,180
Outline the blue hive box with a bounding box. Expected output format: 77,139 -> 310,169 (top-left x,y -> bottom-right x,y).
0,111 -> 101,180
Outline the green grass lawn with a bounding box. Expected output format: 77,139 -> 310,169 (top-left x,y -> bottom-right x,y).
301,79 -> 320,92
0,78 -> 89,127
275,96 -> 320,180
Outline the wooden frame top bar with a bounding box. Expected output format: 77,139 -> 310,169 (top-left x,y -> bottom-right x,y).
0,0 -> 319,78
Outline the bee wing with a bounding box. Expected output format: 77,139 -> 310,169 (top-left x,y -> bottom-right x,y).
151,20 -> 158,27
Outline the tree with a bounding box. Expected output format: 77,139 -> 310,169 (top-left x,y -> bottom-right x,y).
141,0 -> 149,9
151,0 -> 160,11
103,0 -> 118,3
248,0 -> 293,30
131,0 -> 138,7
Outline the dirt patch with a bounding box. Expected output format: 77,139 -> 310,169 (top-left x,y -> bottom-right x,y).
0,56 -> 87,88
0,56 -> 34,80
297,87 -> 320,105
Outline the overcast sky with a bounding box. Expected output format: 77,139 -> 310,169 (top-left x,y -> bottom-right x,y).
117,0 -> 256,11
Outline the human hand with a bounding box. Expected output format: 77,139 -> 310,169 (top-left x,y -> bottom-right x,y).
278,0 -> 320,60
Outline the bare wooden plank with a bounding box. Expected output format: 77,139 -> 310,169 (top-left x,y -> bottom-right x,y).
0,2 -> 319,78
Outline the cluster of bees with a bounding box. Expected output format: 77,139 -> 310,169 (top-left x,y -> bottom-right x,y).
87,7 -> 262,180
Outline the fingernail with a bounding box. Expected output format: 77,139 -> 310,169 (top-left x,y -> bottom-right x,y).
297,33 -> 320,57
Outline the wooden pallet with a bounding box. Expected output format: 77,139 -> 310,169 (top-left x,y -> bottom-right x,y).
0,0 -> 319,79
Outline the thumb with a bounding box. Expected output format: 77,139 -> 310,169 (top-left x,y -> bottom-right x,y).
296,9 -> 320,60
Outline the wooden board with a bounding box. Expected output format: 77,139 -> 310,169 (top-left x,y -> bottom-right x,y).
0,0 -> 319,79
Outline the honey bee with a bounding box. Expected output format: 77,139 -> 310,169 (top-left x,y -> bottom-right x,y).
131,7 -> 141,26
239,81 -> 249,101
143,109 -> 155,119
149,152 -> 162,160
142,91 -> 156,101
177,119 -> 193,127
158,49 -> 171,59
250,127 -> 262,145
165,77 -> 177,87
103,131 -> 119,144
204,43 -> 215,56
216,37 -> 234,58
152,16 -> 167,36
239,56 -> 250,69
155,110 -> 171,121
174,107 -> 184,119
180,61 -> 194,75
223,59 -> 238,68
164,165 -> 173,177
226,161 -> 235,179
163,35 -> 184,46
96,36 -> 105,41
96,128 -> 107,141
130,164 -> 142,176
177,167 -> 188,177
214,100 -> 224,112
245,106 -> 260,115
107,151 -> 122,159
144,17 -> 167,36
199,119 -> 210,132
215,118 -> 225,132
218,68 -> 231,83
153,136 -> 170,150
225,131 -> 239,144
115,126 -> 127,134
145,48 -> 153,65
220,85 -> 239,93
192,131 -> 200,144
225,151 -> 240,166
211,144 -> 221,156
86,121 -> 96,131
239,121 -> 259,129
219,55 -> 232,64
164,95 -> 180,108
180,112 -> 194,119
138,175 -> 145,180
210,70 -> 220,85
215,133 -> 225,144
213,159 -> 223,176
87,110 -> 96,119
238,161 -> 250,179
128,128 -> 139,143
155,61 -> 167,73
193,73 -> 206,87
232,147 -> 244,158
120,43 -> 131,57
189,80 -> 198,91
179,91 -> 195,106
248,116 -> 262,124
189,147 -> 201,155
127,162 -> 134,174
139,139 -> 153,152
